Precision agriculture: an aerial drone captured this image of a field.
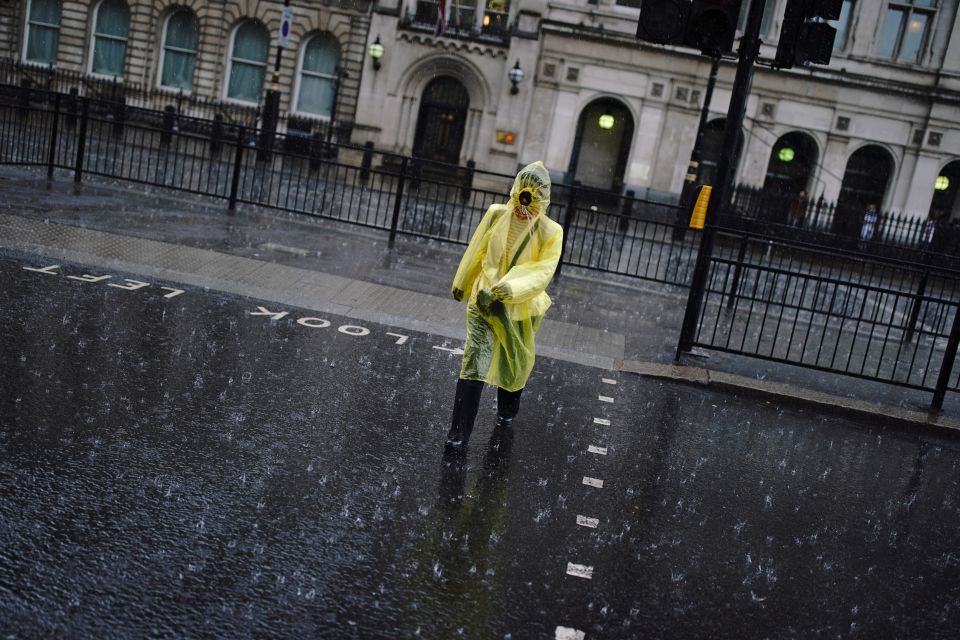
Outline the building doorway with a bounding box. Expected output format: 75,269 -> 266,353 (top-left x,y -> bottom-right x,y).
412,77 -> 469,164
835,145 -> 893,236
763,131 -> 818,198
568,98 -> 634,193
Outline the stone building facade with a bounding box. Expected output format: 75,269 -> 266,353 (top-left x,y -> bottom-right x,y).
1,0 -> 374,133
1,0 -> 959,221
355,0 -> 960,220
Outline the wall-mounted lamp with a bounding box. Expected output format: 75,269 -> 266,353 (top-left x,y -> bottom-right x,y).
508,60 -> 524,95
778,146 -> 795,163
936,175 -> 950,191
368,35 -> 384,71
598,114 -> 615,129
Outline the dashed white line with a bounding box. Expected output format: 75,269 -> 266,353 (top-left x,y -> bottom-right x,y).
582,476 -> 604,489
555,626 -> 586,640
593,417 -> 610,426
566,562 -> 594,579
601,378 -> 617,385
576,515 -> 599,529
598,395 -> 614,403
587,445 -> 607,456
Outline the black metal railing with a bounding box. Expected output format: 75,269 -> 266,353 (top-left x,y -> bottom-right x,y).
4,84 -> 960,409
685,226 -> 960,409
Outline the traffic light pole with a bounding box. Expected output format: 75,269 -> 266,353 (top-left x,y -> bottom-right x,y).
677,55 -> 720,232
676,0 -> 768,356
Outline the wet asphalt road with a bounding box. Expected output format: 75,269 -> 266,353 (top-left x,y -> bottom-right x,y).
1,251 -> 960,639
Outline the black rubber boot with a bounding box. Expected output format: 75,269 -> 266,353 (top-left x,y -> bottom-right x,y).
446,379 -> 484,447
495,387 -> 523,429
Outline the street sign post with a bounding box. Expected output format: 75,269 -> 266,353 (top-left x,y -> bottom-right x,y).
279,6 -> 294,48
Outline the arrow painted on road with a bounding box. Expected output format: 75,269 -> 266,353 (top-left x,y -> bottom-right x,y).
432,345 -> 465,356
249,306 -> 289,321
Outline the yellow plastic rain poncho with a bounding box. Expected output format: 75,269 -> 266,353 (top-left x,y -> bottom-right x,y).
451,161 -> 563,392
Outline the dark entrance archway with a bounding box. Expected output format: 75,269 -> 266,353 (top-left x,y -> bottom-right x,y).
930,161 -> 960,222
412,77 -> 469,164
835,145 -> 894,236
568,98 -> 634,192
763,131 -> 818,198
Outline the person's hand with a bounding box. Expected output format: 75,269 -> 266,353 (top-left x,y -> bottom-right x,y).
476,288 -> 495,314
491,282 -> 511,301
452,287 -> 464,302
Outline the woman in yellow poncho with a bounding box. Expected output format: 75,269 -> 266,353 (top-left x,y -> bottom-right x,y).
446,161 -> 563,447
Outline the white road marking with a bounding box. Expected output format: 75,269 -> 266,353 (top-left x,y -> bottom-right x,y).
576,515 -> 599,529
338,325 -> 370,336
587,445 -> 607,456
598,395 -> 614,403
601,378 -> 617,385
297,317 -> 331,328
260,242 -> 309,256
386,332 -> 409,345
23,264 -> 60,274
160,287 -> 185,299
433,345 -> 465,355
66,274 -> 111,283
555,626 -> 586,640
566,563 -> 594,579
593,418 -> 610,426
582,477 -> 604,489
107,279 -> 149,291
249,306 -> 289,321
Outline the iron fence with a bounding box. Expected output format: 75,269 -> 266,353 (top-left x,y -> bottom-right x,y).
685,228 -> 960,409
5,85 -> 960,409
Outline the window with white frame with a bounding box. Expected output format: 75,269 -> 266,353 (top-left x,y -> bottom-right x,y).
23,0 -> 62,65
90,0 -> 130,77
226,21 -> 269,103
295,33 -> 340,117
830,0 -> 854,50
159,8 -> 199,91
877,0 -> 936,63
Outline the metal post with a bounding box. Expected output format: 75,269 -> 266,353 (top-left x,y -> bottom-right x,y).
228,126 -> 245,212
555,183 -> 579,279
932,302 -> 960,410
360,141 -> 374,182
389,156 -> 409,245
326,67 -> 345,150
675,56 -> 721,241
677,0 -> 768,357
47,92 -> 61,179
726,231 -> 751,310
461,159 -> 476,201
74,98 -> 89,184
258,0 -> 290,162
905,269 -> 930,343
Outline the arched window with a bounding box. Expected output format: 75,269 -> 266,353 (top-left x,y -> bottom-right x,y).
23,0 -> 62,65
226,21 -> 269,103
90,0 -> 129,77
159,8 -> 199,91
295,33 -> 340,117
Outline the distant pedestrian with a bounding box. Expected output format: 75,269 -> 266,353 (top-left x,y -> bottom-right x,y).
787,190 -> 807,228
860,204 -> 878,242
446,161 -> 563,448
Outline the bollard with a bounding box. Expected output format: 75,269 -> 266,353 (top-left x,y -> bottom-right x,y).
210,113 -> 224,156
228,125 -> 245,212
161,105 -> 176,146
461,160 -> 476,202
74,98 -> 89,183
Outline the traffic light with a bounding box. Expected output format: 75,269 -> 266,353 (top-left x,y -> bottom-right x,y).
775,0 -> 843,68
637,0 -> 740,56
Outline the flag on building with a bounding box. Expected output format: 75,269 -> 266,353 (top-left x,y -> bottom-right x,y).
435,0 -> 448,36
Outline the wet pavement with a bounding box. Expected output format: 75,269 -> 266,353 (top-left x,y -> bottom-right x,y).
2,251 -> 960,639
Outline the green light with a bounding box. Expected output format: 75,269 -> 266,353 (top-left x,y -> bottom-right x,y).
935,175 -> 950,191
778,147 -> 795,163
598,114 -> 615,130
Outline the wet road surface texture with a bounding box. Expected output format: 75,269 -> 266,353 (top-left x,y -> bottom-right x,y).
1,251 -> 959,639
